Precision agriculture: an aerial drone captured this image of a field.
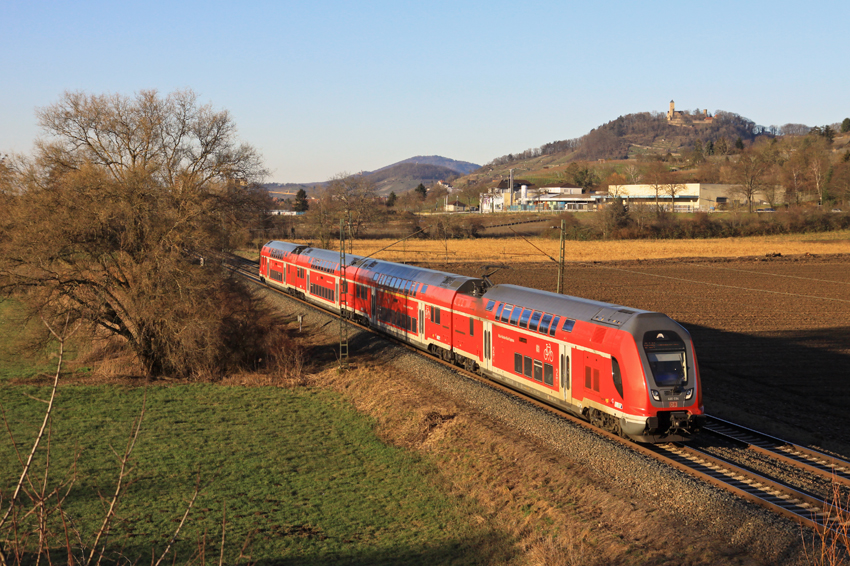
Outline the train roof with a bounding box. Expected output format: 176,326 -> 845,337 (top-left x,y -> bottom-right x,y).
264,240 -> 306,254
483,284 -> 656,328
299,246 -> 366,266
354,258 -> 484,292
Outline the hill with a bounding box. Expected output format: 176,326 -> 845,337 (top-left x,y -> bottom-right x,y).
452,109 -> 783,193
377,155 -> 480,176
366,162 -> 464,196
264,155 -> 481,198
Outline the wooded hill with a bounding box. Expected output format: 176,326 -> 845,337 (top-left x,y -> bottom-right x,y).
488,110 -> 773,168
265,155 -> 480,197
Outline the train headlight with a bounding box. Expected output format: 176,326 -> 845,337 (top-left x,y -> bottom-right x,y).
684,388 -> 694,400
651,390 -> 661,402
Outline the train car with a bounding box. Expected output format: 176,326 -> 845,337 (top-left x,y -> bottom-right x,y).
349,258 -> 485,354
259,241 -> 305,292
472,285 -> 704,442
259,241 -> 704,443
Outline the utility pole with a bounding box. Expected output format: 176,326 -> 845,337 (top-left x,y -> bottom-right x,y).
338,218 -> 349,370
509,168 -> 515,208
557,218 -> 566,295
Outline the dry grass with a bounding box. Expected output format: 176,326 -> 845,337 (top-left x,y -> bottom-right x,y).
289,230 -> 850,265
317,356 -> 764,565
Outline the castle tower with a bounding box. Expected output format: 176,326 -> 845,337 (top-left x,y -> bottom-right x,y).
667,100 -> 675,120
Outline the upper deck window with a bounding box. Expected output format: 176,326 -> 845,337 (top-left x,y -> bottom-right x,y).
495,303 -> 504,321
519,309 -> 532,329
485,300 -> 496,311
549,316 -> 560,336
500,305 -> 513,324
528,311 -> 542,331
562,318 -> 576,332
538,313 -> 553,334
509,306 -> 522,326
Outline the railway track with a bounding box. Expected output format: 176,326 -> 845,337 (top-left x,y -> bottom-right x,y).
703,415 -> 850,488
221,251 -> 849,536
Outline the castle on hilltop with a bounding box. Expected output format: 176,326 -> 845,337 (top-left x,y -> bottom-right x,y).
667,100 -> 713,126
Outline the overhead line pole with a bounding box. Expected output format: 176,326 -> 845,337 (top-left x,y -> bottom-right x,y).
339,218 -> 349,370
558,219 -> 566,295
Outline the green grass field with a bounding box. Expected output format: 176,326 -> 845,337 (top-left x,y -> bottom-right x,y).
0,304 -> 511,565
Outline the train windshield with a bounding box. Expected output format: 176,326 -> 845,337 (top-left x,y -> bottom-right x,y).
646,352 -> 686,386
643,331 -> 688,387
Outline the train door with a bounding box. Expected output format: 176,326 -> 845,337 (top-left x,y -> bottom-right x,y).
560,345 -> 572,405
371,290 -> 377,324
482,320 -> 492,372
419,307 -> 425,339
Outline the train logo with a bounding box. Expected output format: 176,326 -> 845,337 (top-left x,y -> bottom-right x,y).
543,343 -> 554,362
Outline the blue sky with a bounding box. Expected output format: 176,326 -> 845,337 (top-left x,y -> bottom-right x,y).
2,0 -> 847,183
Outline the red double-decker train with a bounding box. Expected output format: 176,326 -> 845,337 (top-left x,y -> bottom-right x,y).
260,240 -> 705,443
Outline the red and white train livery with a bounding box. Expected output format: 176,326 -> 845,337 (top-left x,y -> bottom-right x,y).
259,240 -> 705,443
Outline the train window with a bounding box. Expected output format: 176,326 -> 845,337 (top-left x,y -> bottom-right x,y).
403,280 -> 411,294
593,369 -> 600,392
585,367 -> 591,389
549,316 -> 560,336
485,300 -> 495,311
544,363 -> 554,386
431,307 -> 441,326
500,305 -> 513,323
524,356 -> 532,378
528,311 -> 542,331
612,357 -> 624,398
538,313 -> 553,334
411,317 -> 416,332
562,318 -> 576,332
469,317 -> 474,336
514,353 -> 523,374
495,303 -> 504,321
533,360 -> 543,383
509,307 -> 521,326
519,309 -> 531,329
646,351 -> 686,387
421,284 -> 428,294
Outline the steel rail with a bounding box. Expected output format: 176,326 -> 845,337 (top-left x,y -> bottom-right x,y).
703,415 -> 850,488
223,252 -> 846,536
651,443 -> 835,532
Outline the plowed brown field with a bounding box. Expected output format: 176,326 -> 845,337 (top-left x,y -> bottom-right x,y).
426,253 -> 850,457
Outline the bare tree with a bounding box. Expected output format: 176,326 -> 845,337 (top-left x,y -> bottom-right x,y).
728,147 -> 771,212
326,172 -> 378,240
0,90 -> 270,378
622,162 -> 641,184
642,161 -> 670,213
663,177 -> 688,212
805,139 -> 831,206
